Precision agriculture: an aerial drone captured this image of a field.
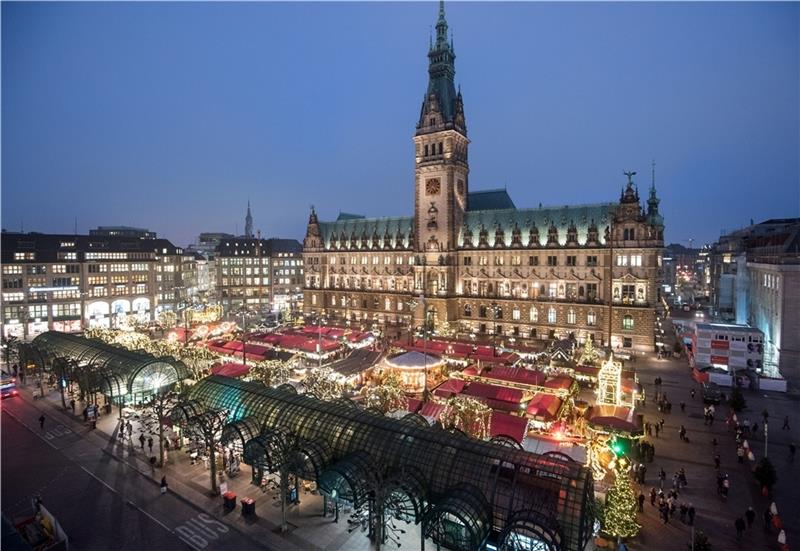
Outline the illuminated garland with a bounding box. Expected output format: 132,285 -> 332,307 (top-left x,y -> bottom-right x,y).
439,395 -> 492,440
365,371 -> 408,414
303,367 -> 344,401
249,359 -> 293,388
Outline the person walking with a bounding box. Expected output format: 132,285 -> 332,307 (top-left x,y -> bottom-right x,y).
688,504 -> 696,526
691,388 -> 696,400
658,468 -> 666,490
714,453 -> 721,469
638,491 -> 645,513
679,425 -> 687,441
639,464 -> 647,484
789,442 -> 796,462
147,437 -> 153,454
160,476 -> 168,495
126,421 -> 133,439
680,401 -> 686,413
735,517 -> 746,540
745,506 -> 756,529
737,446 -> 745,464
679,503 -> 688,523
82,407 -> 88,423
650,487 -> 657,506
139,433 -> 146,449
38,414 -> 45,430
655,424 -> 660,438
69,399 -> 76,414
782,416 -> 791,430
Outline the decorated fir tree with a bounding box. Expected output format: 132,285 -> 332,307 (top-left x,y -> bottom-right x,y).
603,458 -> 640,539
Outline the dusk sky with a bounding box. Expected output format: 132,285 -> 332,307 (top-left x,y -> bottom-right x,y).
2,1 -> 798,248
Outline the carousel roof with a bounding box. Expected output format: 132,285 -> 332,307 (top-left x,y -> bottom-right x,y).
384,351 -> 443,369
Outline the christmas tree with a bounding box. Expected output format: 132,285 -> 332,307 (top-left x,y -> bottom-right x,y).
603,458 -> 640,539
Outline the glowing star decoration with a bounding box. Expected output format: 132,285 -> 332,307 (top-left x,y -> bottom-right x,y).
596,353 -> 623,406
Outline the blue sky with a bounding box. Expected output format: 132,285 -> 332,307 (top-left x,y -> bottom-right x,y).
3,2 -> 798,247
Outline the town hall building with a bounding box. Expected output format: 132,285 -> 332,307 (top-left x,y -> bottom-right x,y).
303,2 -> 664,351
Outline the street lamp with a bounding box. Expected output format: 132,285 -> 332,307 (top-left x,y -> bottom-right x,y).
491,302 -> 501,357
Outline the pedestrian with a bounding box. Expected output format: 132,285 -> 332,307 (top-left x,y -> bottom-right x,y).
680,401 -> 686,413
38,414 -> 45,430
679,503 -> 688,523
688,504 -> 696,526
660,504 -> 669,524
160,476 -> 168,495
650,487 -> 657,506
790,442 -> 796,461
691,388 -> 696,400
735,517 -> 745,540
147,437 -> 153,453
139,433 -> 146,449
745,506 -> 755,529
69,399 -> 75,414
660,418 -> 665,430
678,468 -> 687,488
679,425 -> 687,441
126,421 -> 132,439
672,473 -> 679,492
712,437 -> 718,448
149,456 -> 156,474
82,407 -> 88,423
638,492 -> 645,513
655,424 -> 660,438
639,464 -> 647,484
782,416 -> 791,430
752,421 -> 758,435
714,454 -> 721,469
658,468 -> 666,489
737,446 -> 745,464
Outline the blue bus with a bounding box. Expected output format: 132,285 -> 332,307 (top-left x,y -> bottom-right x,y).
1,375 -> 18,399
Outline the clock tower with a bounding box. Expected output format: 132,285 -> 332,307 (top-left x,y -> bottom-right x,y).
413,1 -> 469,257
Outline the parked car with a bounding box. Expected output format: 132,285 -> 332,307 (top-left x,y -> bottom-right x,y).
701,382 -> 721,404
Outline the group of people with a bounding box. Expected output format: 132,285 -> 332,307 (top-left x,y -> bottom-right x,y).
647,486 -> 695,526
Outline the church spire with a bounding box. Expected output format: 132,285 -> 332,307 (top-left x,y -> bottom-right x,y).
244,200 -> 253,238
417,1 -> 465,136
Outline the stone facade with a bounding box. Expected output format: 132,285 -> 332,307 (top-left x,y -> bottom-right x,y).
302,4 -> 664,352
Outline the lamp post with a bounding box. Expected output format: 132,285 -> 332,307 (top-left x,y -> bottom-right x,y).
237,306 -> 254,371
491,302 -> 500,357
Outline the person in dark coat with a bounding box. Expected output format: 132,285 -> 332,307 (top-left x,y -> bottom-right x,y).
160,476 -> 168,495
745,507 -> 755,528
650,487 -> 657,506
688,504 -> 696,526
38,415 -> 45,430
637,492 -> 645,513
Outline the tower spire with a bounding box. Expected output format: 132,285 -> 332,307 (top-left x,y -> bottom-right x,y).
245,200 -> 253,238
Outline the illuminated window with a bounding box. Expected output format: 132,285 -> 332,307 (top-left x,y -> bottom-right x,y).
587,311 -> 597,326
622,315 -> 634,331
529,307 -> 538,322
567,309 -> 576,324
547,307 -> 556,324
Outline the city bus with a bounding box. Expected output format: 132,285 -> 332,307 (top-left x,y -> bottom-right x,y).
1,375 -> 19,399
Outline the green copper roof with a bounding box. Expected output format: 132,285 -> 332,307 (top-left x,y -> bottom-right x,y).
337,212 -> 366,221
318,216 -> 414,250
462,203 -> 615,247
467,189 -> 516,211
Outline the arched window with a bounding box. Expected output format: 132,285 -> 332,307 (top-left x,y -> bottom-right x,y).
512,307 -> 521,321
529,307 -> 538,322
464,304 -> 472,317
623,315 -> 634,331
567,309 -> 576,325
547,307 -> 556,324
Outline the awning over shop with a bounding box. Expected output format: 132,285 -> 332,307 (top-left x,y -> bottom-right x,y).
211,362 -> 251,379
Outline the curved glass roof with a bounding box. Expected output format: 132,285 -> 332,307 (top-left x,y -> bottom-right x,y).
31,331 -> 190,397
188,375 -> 593,551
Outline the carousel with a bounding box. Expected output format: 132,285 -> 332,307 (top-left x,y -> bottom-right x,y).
378,351 -> 444,393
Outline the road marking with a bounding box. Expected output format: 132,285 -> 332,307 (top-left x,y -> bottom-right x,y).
175,513 -> 229,550
79,465 -> 118,494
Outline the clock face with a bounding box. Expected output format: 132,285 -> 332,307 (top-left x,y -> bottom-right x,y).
426,178 -> 441,195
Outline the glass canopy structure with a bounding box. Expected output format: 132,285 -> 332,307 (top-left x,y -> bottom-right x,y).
28,331 -> 189,400
189,375 -> 594,551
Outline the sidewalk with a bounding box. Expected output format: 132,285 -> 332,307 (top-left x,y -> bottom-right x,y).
617,322 -> 798,551
16,384 -> 413,551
